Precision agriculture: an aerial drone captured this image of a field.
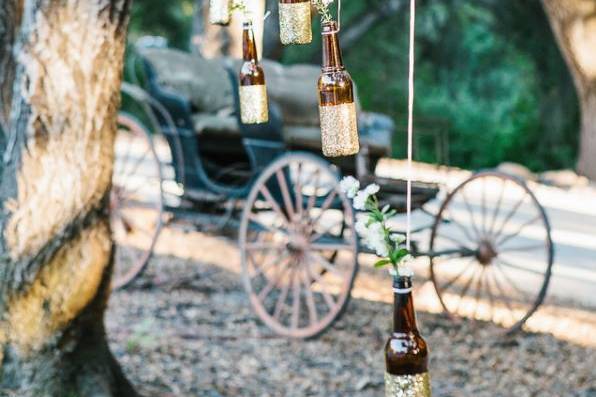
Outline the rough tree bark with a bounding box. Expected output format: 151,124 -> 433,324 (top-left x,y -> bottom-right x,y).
542,0 -> 596,179
0,1 -> 136,396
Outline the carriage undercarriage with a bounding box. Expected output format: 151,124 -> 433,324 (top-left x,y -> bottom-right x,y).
111,46 -> 554,338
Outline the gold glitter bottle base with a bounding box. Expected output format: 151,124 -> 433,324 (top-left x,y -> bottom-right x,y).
209,0 -> 231,25
279,2 -> 313,45
385,372 -> 431,397
319,102 -> 359,157
240,85 -> 269,124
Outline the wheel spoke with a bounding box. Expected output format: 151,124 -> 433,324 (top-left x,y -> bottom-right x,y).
310,242 -> 352,252
309,252 -> 343,277
487,178 -> 507,237
460,186 -> 483,239
444,209 -> 478,245
487,266 -> 517,324
303,257 -> 336,309
273,266 -> 292,320
472,266 -> 486,320
439,258 -> 474,291
433,232 -> 473,250
310,219 -> 343,244
291,268 -> 301,329
497,257 -> 545,276
300,267 -> 319,325
494,260 -> 530,299
498,243 -> 545,253
481,177 -> 488,236
248,213 -> 286,237
309,190 -> 338,229
294,163 -> 304,217
306,169 -> 321,214
245,242 -> 287,251
259,184 -> 290,225
454,264 -> 479,315
276,169 -> 295,220
257,259 -> 291,302
490,192 -> 527,241
495,214 -> 542,247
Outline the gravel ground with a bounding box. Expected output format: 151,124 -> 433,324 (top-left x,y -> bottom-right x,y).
106,252 -> 596,397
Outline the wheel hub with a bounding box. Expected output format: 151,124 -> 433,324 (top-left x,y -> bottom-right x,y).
477,240 -> 497,265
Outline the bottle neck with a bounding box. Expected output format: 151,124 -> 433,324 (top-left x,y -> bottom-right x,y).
242,23 -> 258,62
321,22 -> 344,71
392,276 -> 418,333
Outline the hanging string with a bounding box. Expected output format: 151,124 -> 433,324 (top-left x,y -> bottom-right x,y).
406,0 -> 416,251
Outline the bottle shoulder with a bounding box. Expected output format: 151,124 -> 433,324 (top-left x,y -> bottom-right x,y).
385,332 -> 429,375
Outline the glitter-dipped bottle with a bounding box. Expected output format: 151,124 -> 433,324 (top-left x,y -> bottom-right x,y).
209,0 -> 232,26
278,0 -> 313,45
385,275 -> 432,397
239,20 -> 269,124
317,21 -> 359,157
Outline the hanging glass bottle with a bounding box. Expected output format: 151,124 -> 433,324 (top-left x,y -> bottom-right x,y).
278,0 -> 313,45
239,20 -> 269,124
317,21 -> 359,157
209,0 -> 232,26
385,273 -> 432,397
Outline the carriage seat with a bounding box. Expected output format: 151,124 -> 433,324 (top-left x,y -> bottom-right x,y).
140,47 -> 392,157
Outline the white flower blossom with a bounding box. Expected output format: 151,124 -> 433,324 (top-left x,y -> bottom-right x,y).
352,184 -> 379,211
364,183 -> 380,195
390,234 -> 406,244
339,176 -> 360,199
363,222 -> 389,257
355,218 -> 368,237
322,0 -> 334,6
352,190 -> 368,210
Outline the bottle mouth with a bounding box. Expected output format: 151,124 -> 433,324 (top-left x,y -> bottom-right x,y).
393,275 -> 413,291
321,21 -> 338,35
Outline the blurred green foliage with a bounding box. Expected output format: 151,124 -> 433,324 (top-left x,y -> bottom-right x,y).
126,0 -> 579,172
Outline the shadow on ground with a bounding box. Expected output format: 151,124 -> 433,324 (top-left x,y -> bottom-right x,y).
106,252 -> 596,397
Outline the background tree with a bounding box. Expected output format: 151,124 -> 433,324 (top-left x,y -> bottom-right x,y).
542,0 -> 596,180
0,1 -> 136,396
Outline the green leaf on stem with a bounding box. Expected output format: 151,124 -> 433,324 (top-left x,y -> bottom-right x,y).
374,259 -> 391,268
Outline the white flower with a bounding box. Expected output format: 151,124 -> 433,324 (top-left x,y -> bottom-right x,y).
339,176 -> 360,199
363,222 -> 389,258
352,190 -> 368,210
390,234 -> 406,244
322,0 -> 334,6
355,218 -> 368,237
352,183 -> 380,211
364,183 -> 380,195
398,264 -> 414,277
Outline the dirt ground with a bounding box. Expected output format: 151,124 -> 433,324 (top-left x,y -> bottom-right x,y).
106,243 -> 596,397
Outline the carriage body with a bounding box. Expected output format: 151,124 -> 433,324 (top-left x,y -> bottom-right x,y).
112,41 -> 554,338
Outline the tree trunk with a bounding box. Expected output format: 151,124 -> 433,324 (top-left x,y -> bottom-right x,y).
542,0 -> 596,179
0,1 -> 136,396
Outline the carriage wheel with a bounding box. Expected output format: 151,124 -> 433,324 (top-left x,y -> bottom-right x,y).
111,112 -> 164,290
429,171 -> 553,333
239,153 -> 358,338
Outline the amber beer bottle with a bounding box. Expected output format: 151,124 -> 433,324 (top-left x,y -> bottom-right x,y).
317,21 -> 359,157
239,20 -> 269,124
278,0 -> 312,45
385,274 -> 432,397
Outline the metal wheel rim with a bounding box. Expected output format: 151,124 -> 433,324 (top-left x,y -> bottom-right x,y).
239,153 -> 358,338
429,171 -> 554,333
111,112 -> 164,290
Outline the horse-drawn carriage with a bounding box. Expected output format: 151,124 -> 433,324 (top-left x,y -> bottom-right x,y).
111,39 -> 554,338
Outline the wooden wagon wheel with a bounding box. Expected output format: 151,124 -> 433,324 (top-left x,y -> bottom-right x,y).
239,153 -> 358,338
429,171 -> 553,333
111,112 -> 164,289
